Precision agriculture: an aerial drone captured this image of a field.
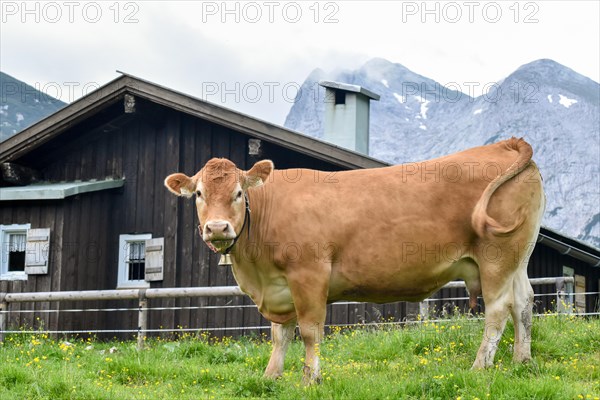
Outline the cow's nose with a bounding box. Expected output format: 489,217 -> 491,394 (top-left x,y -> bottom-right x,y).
205,221 -> 232,237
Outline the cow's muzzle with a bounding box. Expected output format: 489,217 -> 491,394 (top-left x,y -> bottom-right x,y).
199,196 -> 251,254
202,220 -> 236,253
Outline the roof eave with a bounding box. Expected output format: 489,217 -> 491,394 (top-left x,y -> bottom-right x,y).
539,226 -> 600,257
121,78 -> 387,170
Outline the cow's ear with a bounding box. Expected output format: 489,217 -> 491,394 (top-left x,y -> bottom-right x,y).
243,160 -> 274,189
164,173 -> 197,198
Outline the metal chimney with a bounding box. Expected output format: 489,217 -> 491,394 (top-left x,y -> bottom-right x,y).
319,80 -> 380,155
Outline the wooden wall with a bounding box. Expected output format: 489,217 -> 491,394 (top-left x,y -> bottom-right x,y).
0,201 -> 64,333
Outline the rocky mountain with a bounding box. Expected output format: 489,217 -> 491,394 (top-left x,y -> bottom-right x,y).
285,58 -> 600,248
0,72 -> 66,142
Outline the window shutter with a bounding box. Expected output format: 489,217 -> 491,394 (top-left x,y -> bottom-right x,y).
25,228 -> 50,274
144,237 -> 164,281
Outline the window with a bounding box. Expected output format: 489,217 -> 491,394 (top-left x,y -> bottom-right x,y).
128,241 -> 146,281
117,234 -> 151,288
334,90 -> 346,105
1,224 -> 31,280
8,233 -> 26,271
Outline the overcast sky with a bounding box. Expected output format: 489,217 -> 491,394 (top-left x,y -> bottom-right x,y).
1,0 -> 598,125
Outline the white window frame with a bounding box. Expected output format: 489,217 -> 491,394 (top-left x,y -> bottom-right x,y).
117,233 -> 151,289
0,223 -> 31,281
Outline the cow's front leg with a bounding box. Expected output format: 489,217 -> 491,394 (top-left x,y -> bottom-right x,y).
286,266 -> 330,385
298,316 -> 325,385
264,319 -> 297,379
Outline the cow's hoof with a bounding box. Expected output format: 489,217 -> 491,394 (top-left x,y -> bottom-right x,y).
263,371 -> 282,380
512,355 -> 532,364
471,361 -> 487,370
302,366 -> 322,385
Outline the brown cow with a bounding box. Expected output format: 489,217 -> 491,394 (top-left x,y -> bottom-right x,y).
165,137 -> 545,384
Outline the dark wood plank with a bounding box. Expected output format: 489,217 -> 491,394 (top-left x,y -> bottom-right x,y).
149,115 -> 167,335
195,119 -> 213,333
102,126 -> 126,338
115,121 -> 142,337
66,195 -> 83,333
93,131 -> 108,179
128,120 -> 156,336
348,302 -> 366,327
330,301 -> 348,328
22,205 -> 40,330
35,203 -> 56,333
0,205 -> 13,302
122,120 -> 140,233
80,134 -> 97,182
107,126 -> 124,180
85,192 -> 103,330
49,204 -> 64,333
135,120 -> 156,233
161,112 -> 181,335
58,197 -> 79,330
175,114 -> 197,331
188,117 -> 203,332
244,299 -> 265,338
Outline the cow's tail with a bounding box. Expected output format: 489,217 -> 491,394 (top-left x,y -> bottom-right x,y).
471,137 -> 533,237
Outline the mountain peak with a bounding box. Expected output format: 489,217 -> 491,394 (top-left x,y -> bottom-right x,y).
518,58 -> 564,70
514,59 -> 579,79
363,57 -> 400,70
507,59 -> 599,105
306,68 -> 325,81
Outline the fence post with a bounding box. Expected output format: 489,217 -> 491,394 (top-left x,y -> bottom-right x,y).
0,293 -> 7,343
137,290 -> 148,350
556,277 -> 565,313
419,300 -> 430,320
566,277 -> 575,313
555,277 -> 574,314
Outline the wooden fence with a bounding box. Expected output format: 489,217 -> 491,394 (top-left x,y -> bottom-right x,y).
0,277 -> 576,349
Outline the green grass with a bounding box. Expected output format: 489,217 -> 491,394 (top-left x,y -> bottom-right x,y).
1,314 -> 598,399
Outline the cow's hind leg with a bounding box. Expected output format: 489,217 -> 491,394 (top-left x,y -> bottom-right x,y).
264,319 -> 297,379
472,255 -> 517,369
511,265 -> 534,363
474,256 -> 534,369
473,284 -> 512,368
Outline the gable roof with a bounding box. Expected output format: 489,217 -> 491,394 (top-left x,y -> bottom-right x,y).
0,73 -> 386,170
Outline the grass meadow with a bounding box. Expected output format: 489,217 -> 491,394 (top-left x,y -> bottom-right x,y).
1,313 -> 598,399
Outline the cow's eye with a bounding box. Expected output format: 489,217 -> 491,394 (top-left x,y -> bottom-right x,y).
196,190 -> 202,198
236,190 -> 243,200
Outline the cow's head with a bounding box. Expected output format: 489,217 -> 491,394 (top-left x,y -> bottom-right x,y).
165,158 -> 274,253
